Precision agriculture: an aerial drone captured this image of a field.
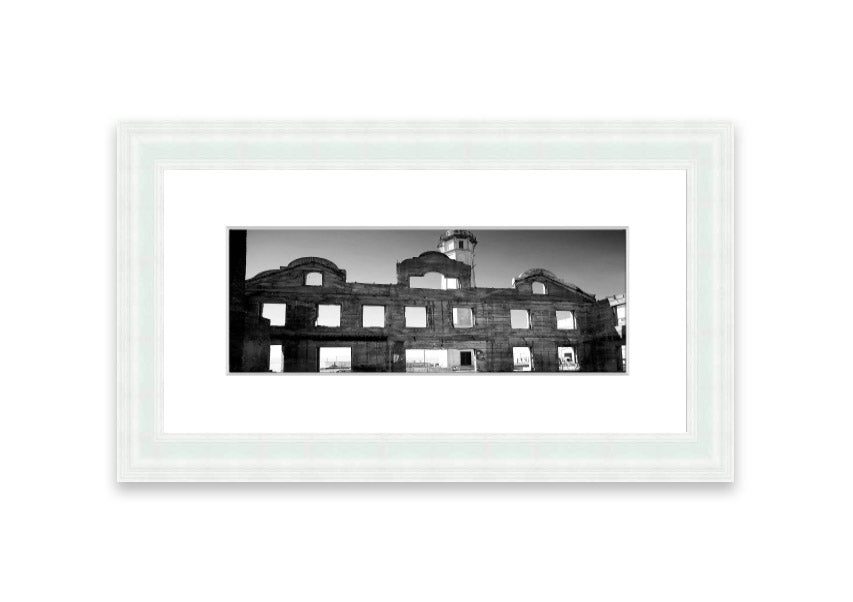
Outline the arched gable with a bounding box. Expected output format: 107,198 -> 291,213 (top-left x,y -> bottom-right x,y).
396,251 -> 472,288
512,268 -> 596,301
246,256 -> 348,291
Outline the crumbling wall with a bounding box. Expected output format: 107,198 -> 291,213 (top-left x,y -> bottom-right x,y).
237,257 -> 624,373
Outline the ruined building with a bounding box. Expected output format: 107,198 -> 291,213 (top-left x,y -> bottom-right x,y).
229,230 -> 626,373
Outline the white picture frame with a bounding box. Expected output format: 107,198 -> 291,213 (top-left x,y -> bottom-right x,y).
117,122 -> 733,482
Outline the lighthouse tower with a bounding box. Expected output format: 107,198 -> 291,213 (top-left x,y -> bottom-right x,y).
438,229 -> 478,287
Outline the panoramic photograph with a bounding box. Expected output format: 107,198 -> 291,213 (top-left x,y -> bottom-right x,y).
229,228 -> 627,373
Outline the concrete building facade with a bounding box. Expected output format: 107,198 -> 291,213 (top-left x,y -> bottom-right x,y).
229,229 -> 626,373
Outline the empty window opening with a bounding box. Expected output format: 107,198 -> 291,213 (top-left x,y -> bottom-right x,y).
269,344 -> 284,373
452,307 -> 474,328
558,346 -> 579,371
621,345 -> 627,372
362,305 -> 385,328
510,309 -> 530,329
443,276 -> 458,290
513,347 -> 532,372
556,310 -> 575,330
405,349 -> 449,373
452,349 -> 476,371
405,306 -> 427,328
262,303 -> 287,326
532,282 -> 547,294
405,349 -> 476,372
315,304 -> 341,327
319,347 -> 351,372
305,272 -> 323,286
409,272 -> 444,289
458,240 -> 464,249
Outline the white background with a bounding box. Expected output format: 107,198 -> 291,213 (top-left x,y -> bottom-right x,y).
166,169 -> 685,433
2,1 -> 851,601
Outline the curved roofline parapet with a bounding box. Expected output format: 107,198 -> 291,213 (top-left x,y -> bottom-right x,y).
418,250 -> 449,259
514,267 -> 560,282
246,256 -> 347,285
285,256 -> 342,272
512,267 -> 596,300
397,252 -> 473,287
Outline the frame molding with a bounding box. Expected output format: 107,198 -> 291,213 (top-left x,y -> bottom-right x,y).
117,121 -> 733,481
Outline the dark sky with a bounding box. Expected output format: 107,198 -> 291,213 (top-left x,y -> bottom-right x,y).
245,229 -> 626,297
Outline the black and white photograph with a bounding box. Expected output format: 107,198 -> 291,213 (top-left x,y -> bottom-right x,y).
13,0 -> 853,595
230,228 -> 627,373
